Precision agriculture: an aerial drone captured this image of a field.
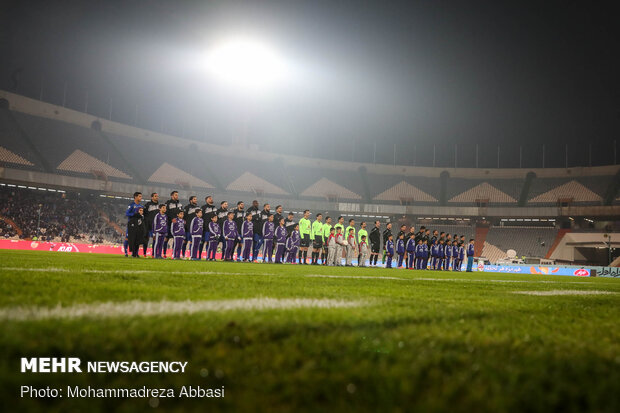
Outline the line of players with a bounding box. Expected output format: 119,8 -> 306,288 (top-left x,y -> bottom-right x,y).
125,191 -> 475,270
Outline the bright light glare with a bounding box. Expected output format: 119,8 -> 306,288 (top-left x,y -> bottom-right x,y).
205,38 -> 287,93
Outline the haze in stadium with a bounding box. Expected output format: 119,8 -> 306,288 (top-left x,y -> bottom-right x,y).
0,1 -> 619,412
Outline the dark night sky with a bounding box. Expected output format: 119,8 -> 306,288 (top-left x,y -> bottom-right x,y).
1,0 -> 619,167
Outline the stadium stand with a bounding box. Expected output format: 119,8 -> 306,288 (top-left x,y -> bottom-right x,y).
528,178 -> 604,204
0,109 -> 46,171
147,162 -> 214,190
366,174 -> 440,204
226,171 -> 288,196
482,226 -> 557,259
0,186 -> 124,243
57,150 -> 131,180
0,146 -> 33,167
374,181 -> 437,203
11,112 -> 131,180
447,180 -> 520,204
300,177 -> 362,200
2,90 -> 620,218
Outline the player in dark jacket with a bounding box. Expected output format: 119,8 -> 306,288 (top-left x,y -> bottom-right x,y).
143,192 -> 159,256
369,221 -> 381,267
199,196 -> 217,257
382,222 -> 393,264
216,201 -> 229,258
233,201 -> 246,262
164,191 -> 182,258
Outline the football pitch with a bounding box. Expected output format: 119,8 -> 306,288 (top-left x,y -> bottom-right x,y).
1,250 -> 619,412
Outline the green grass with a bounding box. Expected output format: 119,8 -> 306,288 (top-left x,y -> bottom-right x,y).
0,250 -> 619,412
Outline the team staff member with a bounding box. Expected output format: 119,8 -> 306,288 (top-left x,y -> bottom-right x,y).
143,192 -> 159,257
357,221 -> 368,266
164,191 -> 182,258
298,210 -> 312,265
182,196 -> 201,258
311,213 -> 323,265
369,221 -> 381,266
322,216 -> 333,266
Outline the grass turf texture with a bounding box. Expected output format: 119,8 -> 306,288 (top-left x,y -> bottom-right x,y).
0,250 -> 619,412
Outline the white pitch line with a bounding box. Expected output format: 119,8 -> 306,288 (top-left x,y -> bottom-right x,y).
0,267 -> 274,276
517,289 -> 618,296
0,298 -> 365,321
306,274 -> 406,281
305,274 -> 595,284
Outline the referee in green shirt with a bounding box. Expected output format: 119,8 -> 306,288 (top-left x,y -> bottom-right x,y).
311,213 -> 323,265
298,210 -> 312,264
334,216 -> 345,234
345,219 -> 356,242
357,221 -> 368,266
321,216 -> 332,265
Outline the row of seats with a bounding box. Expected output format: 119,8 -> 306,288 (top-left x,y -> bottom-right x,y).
0,109 -> 615,205
482,227 -> 558,260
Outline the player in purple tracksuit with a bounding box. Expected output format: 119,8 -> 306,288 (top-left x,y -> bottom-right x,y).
207,215 -> 221,261
444,239 -> 453,270
274,218 -> 287,264
396,233 -> 405,268
430,240 -> 439,270
385,235 -> 394,268
406,233 -> 416,269
452,241 -> 459,271
171,211 -> 185,259
153,204 -> 167,259
262,215 -> 275,263
418,240 -> 429,269
286,224 -> 301,263
222,212 -> 238,261
414,239 -> 424,269
437,239 -> 445,270
240,212 -> 254,262
190,209 -> 203,260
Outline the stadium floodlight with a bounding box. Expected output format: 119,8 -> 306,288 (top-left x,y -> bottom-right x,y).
204,37 -> 287,93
